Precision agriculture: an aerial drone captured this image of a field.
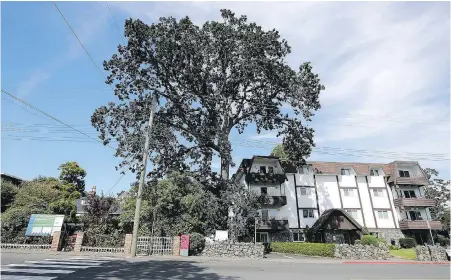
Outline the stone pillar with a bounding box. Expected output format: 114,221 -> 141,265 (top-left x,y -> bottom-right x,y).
74,232 -> 84,252
173,236 -> 180,256
124,234 -> 133,256
51,231 -> 62,252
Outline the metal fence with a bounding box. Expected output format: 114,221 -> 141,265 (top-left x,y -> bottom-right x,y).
137,236 -> 173,255
1,243 -> 51,250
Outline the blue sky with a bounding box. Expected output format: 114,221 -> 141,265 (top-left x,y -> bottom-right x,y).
2,1 -> 450,195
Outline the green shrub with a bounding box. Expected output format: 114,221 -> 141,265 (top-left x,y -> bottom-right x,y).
270,242 -> 335,257
378,237 -> 387,245
388,245 -> 399,250
189,233 -> 205,256
435,236 -> 450,247
360,235 -> 379,246
399,238 -> 416,248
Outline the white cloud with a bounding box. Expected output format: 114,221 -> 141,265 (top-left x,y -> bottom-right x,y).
15,71 -> 51,97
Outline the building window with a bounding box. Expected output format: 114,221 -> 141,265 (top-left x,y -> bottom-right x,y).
268,167 -> 274,174
398,170 -> 410,177
346,209 -> 358,219
261,210 -> 269,221
293,232 -> 305,242
260,166 -> 267,174
261,187 -> 268,195
370,169 -> 380,176
403,190 -> 416,198
372,189 -> 384,197
408,211 -> 422,221
300,187 -> 311,196
341,168 -> 351,175
343,189 -> 355,197
377,211 -> 389,219
81,199 -> 87,205
303,209 -> 314,218
256,232 -> 269,243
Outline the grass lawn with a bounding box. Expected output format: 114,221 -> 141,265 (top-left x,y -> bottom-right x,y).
390,248 -> 416,260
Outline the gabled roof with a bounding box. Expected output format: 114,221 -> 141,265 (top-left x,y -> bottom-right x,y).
311,208 -> 368,234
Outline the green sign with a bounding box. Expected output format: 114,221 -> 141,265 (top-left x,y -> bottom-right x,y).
25,214 -> 65,236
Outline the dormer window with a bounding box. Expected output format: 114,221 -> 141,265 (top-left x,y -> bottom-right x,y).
370,169 -> 380,176
341,168 -> 351,176
398,170 -> 410,177
259,166 -> 267,174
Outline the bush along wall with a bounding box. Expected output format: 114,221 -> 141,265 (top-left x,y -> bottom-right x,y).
270,242 -> 336,258
399,238 -> 416,249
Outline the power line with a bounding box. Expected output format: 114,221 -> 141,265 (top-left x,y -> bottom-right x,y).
1,89 -> 116,150
52,2 -> 114,92
108,173 -> 125,193
105,1 -> 126,45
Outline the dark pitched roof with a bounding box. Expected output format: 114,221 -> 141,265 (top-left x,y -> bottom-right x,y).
1,173 -> 25,185
311,209 -> 368,233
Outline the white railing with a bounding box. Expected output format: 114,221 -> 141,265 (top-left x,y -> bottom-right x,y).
1,243 -> 51,250
80,246 -> 124,253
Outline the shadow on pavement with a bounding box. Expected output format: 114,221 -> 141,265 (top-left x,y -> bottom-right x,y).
50,259 -> 238,280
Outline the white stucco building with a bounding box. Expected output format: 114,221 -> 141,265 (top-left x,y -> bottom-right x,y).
233,156 -> 441,245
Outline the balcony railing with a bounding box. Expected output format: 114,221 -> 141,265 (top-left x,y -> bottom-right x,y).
259,195 -> 287,208
245,173 -> 287,184
394,176 -> 429,185
258,219 -> 289,230
399,220 -> 442,230
393,198 -> 436,208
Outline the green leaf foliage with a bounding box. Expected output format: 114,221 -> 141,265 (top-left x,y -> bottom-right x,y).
399,238 -> 417,249
92,9 -> 324,180
270,242 -> 335,257
1,179 -> 19,213
188,232 -> 206,256
58,162 -> 87,195
360,235 -> 379,246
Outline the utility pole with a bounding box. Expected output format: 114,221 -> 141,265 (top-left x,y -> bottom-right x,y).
131,94 -> 157,257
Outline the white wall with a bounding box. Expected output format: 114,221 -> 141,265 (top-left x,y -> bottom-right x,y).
357,176 -> 376,228
396,164 -> 424,177
297,174 -> 315,186
340,189 -> 361,208
339,175 -> 357,187
368,176 -> 386,188
345,209 -> 364,228
276,177 -> 298,228
298,209 -> 319,227
370,189 -> 391,209
297,187 -> 317,208
374,210 -> 396,228
315,175 -> 341,214
385,184 -> 399,228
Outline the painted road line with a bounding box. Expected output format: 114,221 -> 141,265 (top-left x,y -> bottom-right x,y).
1,268 -> 75,274
0,275 -> 55,280
7,263 -> 99,269
25,261 -> 103,266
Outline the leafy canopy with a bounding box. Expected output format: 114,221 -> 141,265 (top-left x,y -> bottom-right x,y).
92,9 -> 324,179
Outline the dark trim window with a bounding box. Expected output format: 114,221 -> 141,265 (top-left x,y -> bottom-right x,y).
398,170 -> 410,177
403,190 -> 416,198
303,209 -> 314,218
293,232 -> 305,242
341,168 -> 351,175
370,169 -> 380,176
408,211 -> 422,221
260,166 -> 267,174
300,187 -> 311,196
373,189 -> 384,197
261,187 -> 268,195
343,189 -> 355,197
268,167 -> 274,174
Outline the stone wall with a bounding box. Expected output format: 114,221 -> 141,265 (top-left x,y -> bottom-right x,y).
324,231 -> 345,244
367,228 -> 404,246
201,242 -> 264,258
270,231 -> 292,242
334,244 -> 391,260
415,245 -> 448,262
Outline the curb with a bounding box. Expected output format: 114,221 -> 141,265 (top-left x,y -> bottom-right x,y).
343,261 -> 450,265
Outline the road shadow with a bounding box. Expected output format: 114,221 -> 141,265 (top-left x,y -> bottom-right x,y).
63,259 -> 236,280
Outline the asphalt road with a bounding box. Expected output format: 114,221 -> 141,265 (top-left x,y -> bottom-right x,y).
1,251 -> 450,280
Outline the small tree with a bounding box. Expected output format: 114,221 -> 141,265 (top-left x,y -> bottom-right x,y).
58,162 -> 87,196
424,168 -> 450,230
270,144 -> 289,162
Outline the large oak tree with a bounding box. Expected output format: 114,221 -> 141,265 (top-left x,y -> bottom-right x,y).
92,9 -> 324,180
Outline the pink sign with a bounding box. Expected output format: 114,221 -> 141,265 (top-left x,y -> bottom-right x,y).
180,235 -> 190,250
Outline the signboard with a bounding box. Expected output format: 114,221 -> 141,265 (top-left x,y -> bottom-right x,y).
215,230 -> 228,241
180,234 -> 190,257
25,214 -> 65,237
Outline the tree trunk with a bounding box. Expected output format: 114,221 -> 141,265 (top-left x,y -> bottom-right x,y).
221,158 -> 230,180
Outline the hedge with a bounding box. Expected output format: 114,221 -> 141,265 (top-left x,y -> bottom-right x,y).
270,242 -> 335,257
360,235 -> 379,246
399,238 -> 416,248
